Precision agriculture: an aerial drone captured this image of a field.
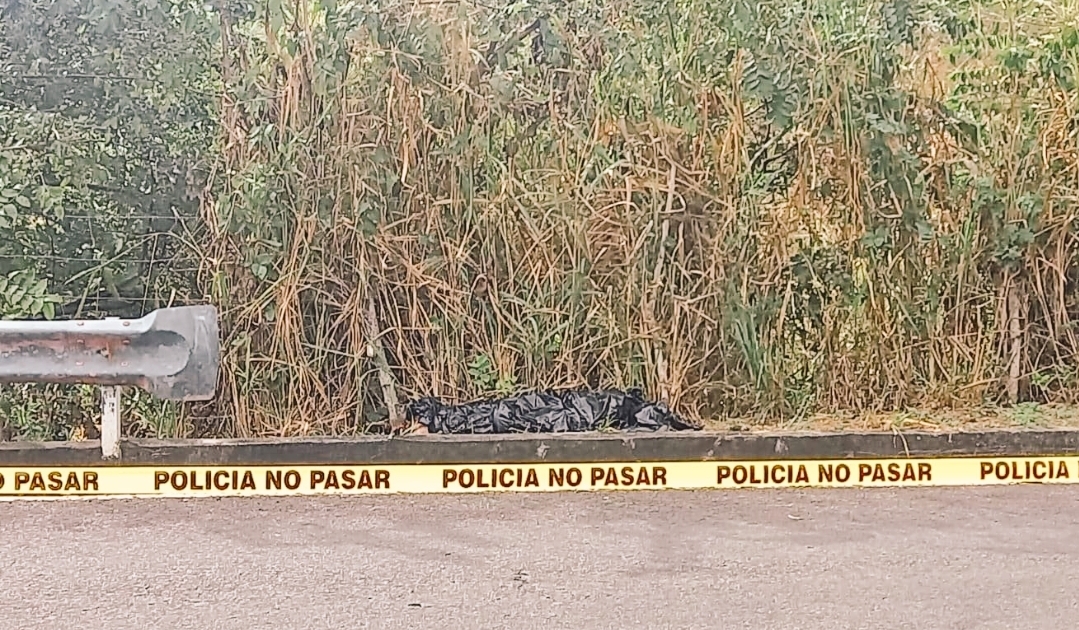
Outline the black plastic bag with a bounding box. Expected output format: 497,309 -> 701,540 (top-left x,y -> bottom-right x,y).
405,388 -> 698,434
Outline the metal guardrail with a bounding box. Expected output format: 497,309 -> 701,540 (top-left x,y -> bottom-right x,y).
0,306 -> 220,458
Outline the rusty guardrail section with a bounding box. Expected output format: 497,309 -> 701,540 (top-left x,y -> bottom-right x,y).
0,306 -> 220,458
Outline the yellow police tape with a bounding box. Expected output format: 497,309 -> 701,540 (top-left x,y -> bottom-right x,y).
0,456 -> 1077,500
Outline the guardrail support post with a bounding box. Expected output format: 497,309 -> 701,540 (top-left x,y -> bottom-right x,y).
101,386 -> 122,459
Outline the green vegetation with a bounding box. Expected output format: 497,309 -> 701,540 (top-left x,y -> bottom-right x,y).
1,0 -> 1077,439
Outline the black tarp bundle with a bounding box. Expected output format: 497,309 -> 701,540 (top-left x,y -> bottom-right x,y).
405,388 -> 697,434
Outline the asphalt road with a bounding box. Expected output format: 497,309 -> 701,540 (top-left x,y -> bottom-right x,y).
2,487 -> 1077,629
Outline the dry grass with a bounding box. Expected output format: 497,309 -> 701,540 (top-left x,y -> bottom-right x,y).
703,403 -> 1079,433
182,0 -> 1079,437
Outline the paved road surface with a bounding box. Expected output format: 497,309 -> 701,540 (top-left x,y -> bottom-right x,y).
2,487 -> 1077,629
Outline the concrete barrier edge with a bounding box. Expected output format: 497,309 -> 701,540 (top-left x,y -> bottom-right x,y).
4,428 -> 1079,466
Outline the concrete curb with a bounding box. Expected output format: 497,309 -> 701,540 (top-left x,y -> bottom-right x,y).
4,428 -> 1079,466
